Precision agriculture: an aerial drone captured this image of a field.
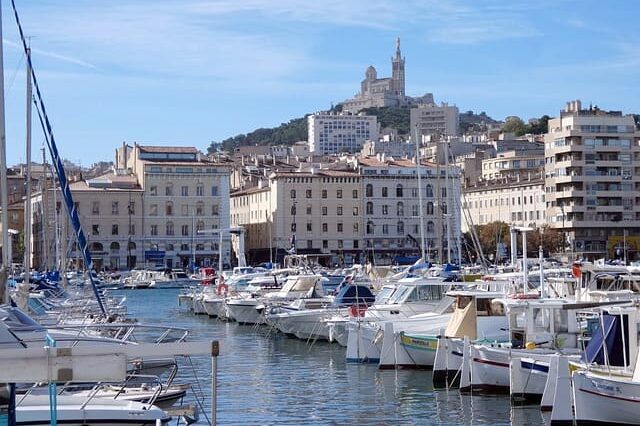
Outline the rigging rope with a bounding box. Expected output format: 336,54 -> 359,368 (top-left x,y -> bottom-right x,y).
12,0 -> 106,315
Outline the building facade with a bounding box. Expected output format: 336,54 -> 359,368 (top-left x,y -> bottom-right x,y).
120,144 -> 233,269
411,102 -> 460,138
544,100 -> 640,259
308,112 -> 378,155
480,150 -> 544,181
230,156 -> 462,266
462,177 -> 546,232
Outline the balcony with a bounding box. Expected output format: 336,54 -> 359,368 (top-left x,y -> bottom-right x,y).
555,159 -> 583,169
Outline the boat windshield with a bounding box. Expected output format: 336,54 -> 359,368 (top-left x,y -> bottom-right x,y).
389,284 -> 445,303
0,307 -> 44,330
375,286 -> 396,304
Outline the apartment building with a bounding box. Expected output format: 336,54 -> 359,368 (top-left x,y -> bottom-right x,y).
358,156 -> 462,265
231,155 -> 462,266
308,112 -> 378,155
410,102 -> 459,138
118,144 -> 233,269
231,167 -> 362,266
462,177 -> 546,232
544,100 -> 640,259
481,149 -> 544,181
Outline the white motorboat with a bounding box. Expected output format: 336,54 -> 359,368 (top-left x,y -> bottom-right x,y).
149,269 -> 194,289
572,366 -> 640,425
345,278 -> 457,363
364,277 -> 456,321
266,284 -> 375,341
64,382 -> 190,409
395,289 -> 508,371
227,274 -> 325,325
16,395 -> 170,426
123,270 -> 157,289
460,296 -> 595,396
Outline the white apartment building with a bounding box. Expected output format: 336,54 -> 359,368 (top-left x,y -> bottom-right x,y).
410,102 -> 460,138
544,100 -> 640,259
462,177 -> 546,232
481,150 -> 545,181
308,112 -> 378,155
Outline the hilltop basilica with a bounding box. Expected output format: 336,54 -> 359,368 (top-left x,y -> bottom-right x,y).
341,38 -> 434,113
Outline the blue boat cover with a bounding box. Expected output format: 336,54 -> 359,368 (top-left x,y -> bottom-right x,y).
582,314 -> 629,367
334,285 -> 375,307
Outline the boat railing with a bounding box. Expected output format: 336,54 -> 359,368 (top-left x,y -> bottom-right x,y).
12,323 -> 190,345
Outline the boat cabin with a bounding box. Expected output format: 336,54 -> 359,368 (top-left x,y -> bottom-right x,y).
493,297 -> 581,350
444,291 -> 507,342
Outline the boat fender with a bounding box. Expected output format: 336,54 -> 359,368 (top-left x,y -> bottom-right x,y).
348,304 -> 367,317
509,293 -> 539,300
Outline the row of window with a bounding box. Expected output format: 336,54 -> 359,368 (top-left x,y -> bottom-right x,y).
289,184 -> 445,199
290,220 -> 441,235
465,194 -> 543,209
90,201 -> 135,215
150,222 -> 214,236
148,184 -> 219,197
149,202 -> 219,217
288,201 -> 445,217
92,224 -> 135,236
88,200 -> 220,216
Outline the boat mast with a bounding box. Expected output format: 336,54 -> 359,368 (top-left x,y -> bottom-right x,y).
24,46 -> 32,283
52,163 -> 60,271
413,125 -> 426,262
41,147 -> 48,269
444,137 -> 452,264
0,0 -> 9,304
435,138 -> 443,264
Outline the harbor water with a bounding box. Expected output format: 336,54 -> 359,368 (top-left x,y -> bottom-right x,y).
117,288 -> 548,425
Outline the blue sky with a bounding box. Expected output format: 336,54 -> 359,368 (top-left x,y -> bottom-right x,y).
3,0 -> 640,166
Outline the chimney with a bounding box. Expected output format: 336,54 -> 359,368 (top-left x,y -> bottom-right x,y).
575,99 -> 582,111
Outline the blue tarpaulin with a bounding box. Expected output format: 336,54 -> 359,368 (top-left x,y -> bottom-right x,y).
582,314 -> 628,367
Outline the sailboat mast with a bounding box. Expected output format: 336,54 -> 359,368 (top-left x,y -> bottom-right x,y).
52,167 -> 60,270
24,46 -> 32,282
41,147 -> 48,269
0,0 -> 9,304
435,139 -> 442,264
444,138 -> 452,264
413,126 -> 426,262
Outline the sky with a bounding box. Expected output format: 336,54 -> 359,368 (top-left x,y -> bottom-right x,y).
3,0 -> 640,166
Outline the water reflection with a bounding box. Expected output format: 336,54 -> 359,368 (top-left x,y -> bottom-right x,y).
115,289 -> 547,425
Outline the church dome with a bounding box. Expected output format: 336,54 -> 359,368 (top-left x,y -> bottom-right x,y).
365,65 -> 377,81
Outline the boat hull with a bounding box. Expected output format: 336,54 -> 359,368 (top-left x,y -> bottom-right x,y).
573,370 -> 640,425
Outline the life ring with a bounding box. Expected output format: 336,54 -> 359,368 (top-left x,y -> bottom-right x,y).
216,282 -> 229,296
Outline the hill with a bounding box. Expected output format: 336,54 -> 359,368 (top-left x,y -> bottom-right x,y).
459,110 -> 501,133
208,107 -> 500,152
208,117 -> 308,153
